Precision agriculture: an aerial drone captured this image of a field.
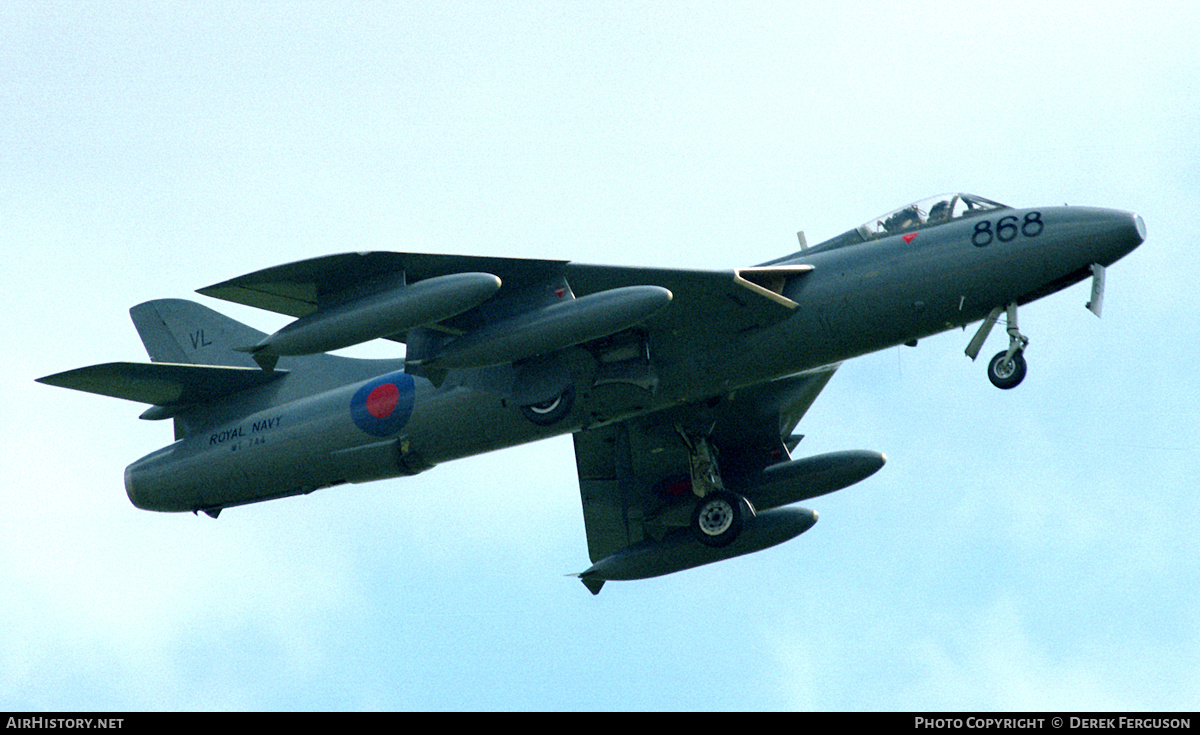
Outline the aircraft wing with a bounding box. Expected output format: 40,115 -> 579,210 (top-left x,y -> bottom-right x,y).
197,252 -> 567,322
573,364 -> 838,564
564,261 -> 810,339
196,252 -> 813,349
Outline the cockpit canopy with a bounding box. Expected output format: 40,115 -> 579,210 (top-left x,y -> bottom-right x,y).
804,193 -> 1011,255
856,193 -> 1009,239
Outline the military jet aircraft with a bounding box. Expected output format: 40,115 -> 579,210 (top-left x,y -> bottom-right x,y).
38,193 -> 1144,593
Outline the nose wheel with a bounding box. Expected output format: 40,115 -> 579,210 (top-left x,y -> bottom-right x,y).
987,349 -> 1027,389
966,302 -> 1029,389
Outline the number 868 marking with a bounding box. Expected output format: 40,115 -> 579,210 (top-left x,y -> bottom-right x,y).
972,212 -> 1044,247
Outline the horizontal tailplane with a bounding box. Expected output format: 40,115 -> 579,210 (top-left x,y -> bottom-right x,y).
36,362 -> 287,419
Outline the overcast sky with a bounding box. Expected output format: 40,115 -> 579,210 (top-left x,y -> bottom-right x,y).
3,1 -> 1198,711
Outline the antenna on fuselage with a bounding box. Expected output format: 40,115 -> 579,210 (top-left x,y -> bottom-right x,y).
796,231 -> 808,250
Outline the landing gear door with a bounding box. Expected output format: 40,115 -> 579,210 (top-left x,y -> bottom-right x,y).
1086,264 -> 1106,318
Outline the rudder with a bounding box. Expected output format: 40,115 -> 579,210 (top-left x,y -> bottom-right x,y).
130,299 -> 267,367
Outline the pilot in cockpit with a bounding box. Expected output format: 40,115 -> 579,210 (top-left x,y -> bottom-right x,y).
927,199 -> 951,223
882,205 -> 921,233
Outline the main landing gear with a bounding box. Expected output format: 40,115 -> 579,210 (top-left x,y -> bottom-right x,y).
520,384 -> 575,425
676,428 -> 755,547
966,302 -> 1030,390
691,491 -> 748,547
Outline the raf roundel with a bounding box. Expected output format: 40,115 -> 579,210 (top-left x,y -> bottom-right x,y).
350,371 -> 416,437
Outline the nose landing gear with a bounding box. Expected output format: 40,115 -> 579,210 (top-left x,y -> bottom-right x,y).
987,348 -> 1027,390
967,302 -> 1029,390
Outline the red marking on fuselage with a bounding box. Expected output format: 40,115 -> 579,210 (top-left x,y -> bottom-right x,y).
366,383 -> 400,419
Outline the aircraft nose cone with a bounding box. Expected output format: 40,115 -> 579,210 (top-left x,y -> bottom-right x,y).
1091,209 -> 1145,266
1112,211 -> 1146,263
1132,213 -> 1147,245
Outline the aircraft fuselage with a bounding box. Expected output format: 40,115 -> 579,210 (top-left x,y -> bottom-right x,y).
124,204 -> 1144,515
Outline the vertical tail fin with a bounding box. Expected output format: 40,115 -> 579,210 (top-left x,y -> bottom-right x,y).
130,299 -> 267,367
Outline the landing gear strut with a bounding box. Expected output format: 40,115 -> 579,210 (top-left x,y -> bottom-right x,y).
966,302 -> 1029,390
675,428 -> 754,547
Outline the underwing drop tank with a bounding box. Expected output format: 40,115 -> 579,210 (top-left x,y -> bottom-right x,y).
742,450 -> 887,510
576,506 -> 818,594
416,285 -> 673,370
244,272 -> 502,366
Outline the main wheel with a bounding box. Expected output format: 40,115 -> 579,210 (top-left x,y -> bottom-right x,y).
987,350 -> 1027,390
691,491 -> 749,547
520,385 -> 575,425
